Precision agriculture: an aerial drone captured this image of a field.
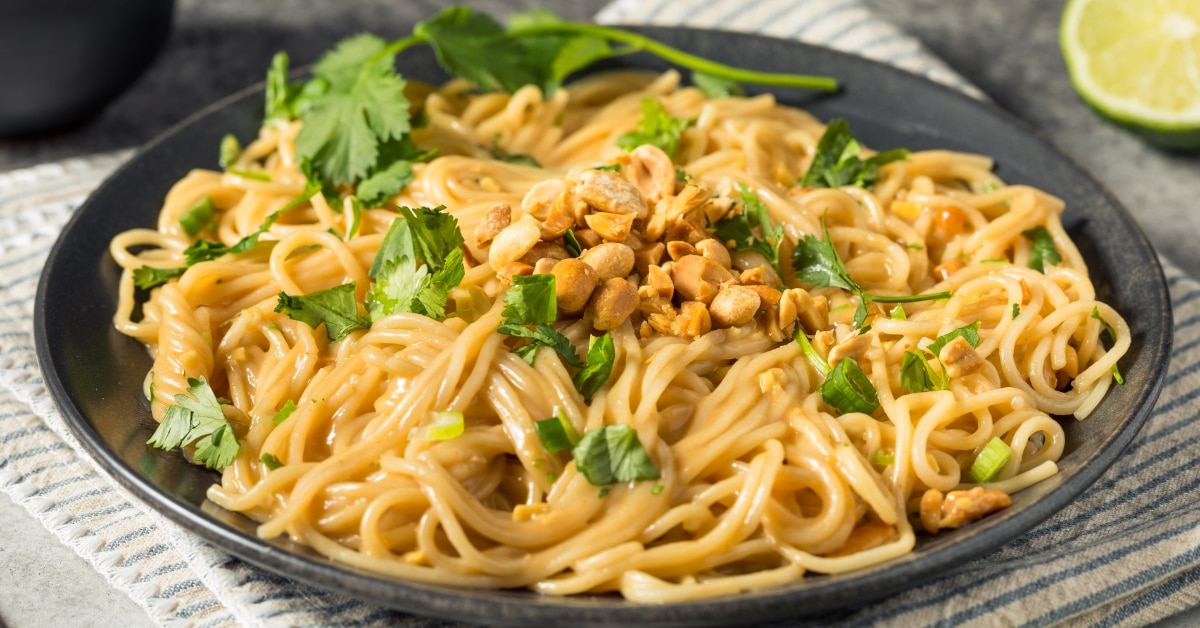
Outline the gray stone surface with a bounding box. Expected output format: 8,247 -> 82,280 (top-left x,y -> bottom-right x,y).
3,1 -> 1198,626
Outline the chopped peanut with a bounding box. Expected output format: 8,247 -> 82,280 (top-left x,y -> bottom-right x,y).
666,240 -> 698,261
520,241 -> 570,266
646,264 -> 674,300
584,211 -> 635,242
581,242 -> 635,282
919,487 -> 1011,534
626,144 -> 676,204
933,257 -> 966,282
552,259 -> 597,314
474,203 -> 512,247
938,335 -> 985,378
671,255 -> 735,305
489,214 -> 542,272
590,277 -> 640,331
633,242 -> 665,277
673,301 -> 712,338
521,179 -> 567,220
573,169 -> 648,219
695,238 -> 732,269
709,285 -> 760,328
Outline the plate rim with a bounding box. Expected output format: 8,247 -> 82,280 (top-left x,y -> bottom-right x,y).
32,25 -> 1173,625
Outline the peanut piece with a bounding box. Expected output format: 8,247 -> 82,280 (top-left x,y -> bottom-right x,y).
489,214 -> 541,272
552,258 -> 598,314
581,242 -> 635,282
573,169 -> 648,219
590,277 -> 640,331
671,255 -> 735,305
709,285 -> 761,328
584,211 -> 635,242
695,238 -> 732,269
474,203 -> 512,247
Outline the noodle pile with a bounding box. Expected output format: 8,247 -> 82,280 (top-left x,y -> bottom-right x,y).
110,69 -> 1129,601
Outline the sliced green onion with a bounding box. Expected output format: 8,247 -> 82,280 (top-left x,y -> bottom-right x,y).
1012,303 -> 1021,320
422,410 -> 465,441
180,196 -> 217,237
272,399 -> 297,425
795,328 -> 830,377
889,304 -> 907,320
219,133 -> 242,168
969,437 -> 1012,483
535,410 -> 580,453
820,358 -> 879,415
871,448 -> 894,466
261,452 -> 283,470
228,168 -> 272,182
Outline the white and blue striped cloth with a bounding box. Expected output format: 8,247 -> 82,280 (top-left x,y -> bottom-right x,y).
3,0 -> 1199,625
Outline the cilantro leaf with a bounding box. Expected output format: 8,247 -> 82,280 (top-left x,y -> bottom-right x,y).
792,217 -> 951,328
901,350 -> 947,393
1023,226 -> 1061,273
275,283 -> 369,340
264,52 -> 329,123
820,358 -> 880,415
293,34 -> 411,186
573,333 -> 615,402
368,206 -> 463,277
800,118 -> 908,189
502,274 -> 558,324
146,376 -> 240,470
261,453 -> 284,470
507,9 -> 612,94
792,227 -> 857,293
571,424 -> 660,486
563,229 -> 583,257
927,321 -> 982,357
498,321 -> 583,368
415,7 -> 543,93
366,207 -> 466,321
357,137 -> 437,207
133,266 -> 186,290
713,184 -> 785,278
617,99 -> 694,159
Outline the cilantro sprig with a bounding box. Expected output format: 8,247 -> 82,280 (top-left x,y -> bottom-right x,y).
146,376 -> 240,470
275,283 -> 370,341
366,205 -> 466,320
792,218 -> 952,328
799,118 -> 908,189
713,183 -> 785,279
264,6 -> 838,205
617,99 -> 694,159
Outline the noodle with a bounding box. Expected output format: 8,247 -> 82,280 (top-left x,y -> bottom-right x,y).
110,69 -> 1129,600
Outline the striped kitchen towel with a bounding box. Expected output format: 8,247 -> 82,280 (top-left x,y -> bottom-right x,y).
2,0 -> 1198,626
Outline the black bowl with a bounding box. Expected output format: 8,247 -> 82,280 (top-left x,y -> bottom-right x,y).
0,0 -> 174,136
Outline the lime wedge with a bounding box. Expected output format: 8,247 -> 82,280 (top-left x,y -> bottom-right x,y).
1060,0 -> 1200,150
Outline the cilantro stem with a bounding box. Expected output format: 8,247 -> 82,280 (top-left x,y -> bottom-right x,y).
506,23 -> 839,93
867,290 -> 953,304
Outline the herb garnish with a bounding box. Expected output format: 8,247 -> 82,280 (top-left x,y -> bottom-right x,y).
1023,226 -> 1062,273
573,333 -> 616,403
1092,307 -> 1125,385
275,283 -> 370,341
365,205 -> 466,320
571,424 -> 660,486
146,376 -> 239,469
179,196 -> 217,237
793,218 -> 951,328
795,327 -> 879,414
799,118 -> 908,189
713,183 -> 785,279
899,322 -> 982,394
617,98 -> 694,159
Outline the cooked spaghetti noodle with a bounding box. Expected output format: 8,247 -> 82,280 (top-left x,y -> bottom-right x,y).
110,69 -> 1129,600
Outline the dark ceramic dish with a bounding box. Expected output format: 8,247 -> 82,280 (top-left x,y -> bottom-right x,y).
34,28 -> 1170,626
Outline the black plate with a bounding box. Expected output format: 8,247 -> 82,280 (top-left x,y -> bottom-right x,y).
34,27 -> 1171,626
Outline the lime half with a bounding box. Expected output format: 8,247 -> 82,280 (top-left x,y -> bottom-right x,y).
1061,0 -> 1200,150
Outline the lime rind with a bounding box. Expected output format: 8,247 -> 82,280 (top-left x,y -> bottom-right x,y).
1060,0 -> 1200,150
